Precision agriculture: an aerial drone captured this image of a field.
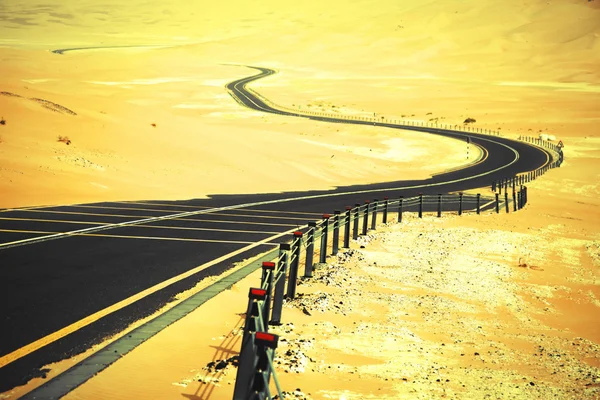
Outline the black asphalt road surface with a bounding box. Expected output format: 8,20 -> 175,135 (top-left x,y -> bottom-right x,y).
0,65 -> 555,392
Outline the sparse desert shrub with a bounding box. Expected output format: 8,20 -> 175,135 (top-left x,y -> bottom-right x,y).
464,117 -> 476,124
57,135 -> 71,145
151,123 -> 157,127
0,117 -> 5,125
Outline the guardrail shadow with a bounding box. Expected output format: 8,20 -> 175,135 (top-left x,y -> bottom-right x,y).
182,314 -> 245,400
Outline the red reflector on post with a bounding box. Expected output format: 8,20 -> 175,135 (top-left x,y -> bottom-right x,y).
255,331 -> 279,348
384,196 -> 389,200
250,288 -> 267,298
255,332 -> 276,342
322,214 -> 331,219
345,206 -> 352,210
293,231 -> 303,237
365,200 -> 370,204
262,261 -> 275,269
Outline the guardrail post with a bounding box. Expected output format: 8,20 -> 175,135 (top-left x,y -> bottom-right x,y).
233,287 -> 267,400
504,191 -> 509,213
252,332 -> 279,398
398,196 -> 404,223
362,201 -> 370,235
382,197 -> 389,223
343,206 -> 351,248
371,199 -> 378,230
437,194 -> 442,217
319,215 -> 330,263
286,231 -> 302,299
513,189 -> 517,212
332,210 -> 340,255
270,244 -> 289,325
524,186 -> 528,205
492,181 -> 496,192
504,179 -> 508,194
260,262 -> 275,328
353,204 -> 360,240
304,223 -> 316,277
418,194 -> 423,218
517,189 -> 522,210
499,179 -> 502,195
458,193 -> 463,216
495,193 -> 500,213
476,193 -> 481,214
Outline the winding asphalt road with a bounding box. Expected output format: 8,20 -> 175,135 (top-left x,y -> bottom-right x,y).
0,64 -> 554,393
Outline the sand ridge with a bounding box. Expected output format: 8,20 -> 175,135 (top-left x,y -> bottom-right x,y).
1,0 -> 599,397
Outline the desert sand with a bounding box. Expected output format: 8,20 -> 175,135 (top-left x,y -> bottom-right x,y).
1,0 -> 599,398
54,134 -> 600,400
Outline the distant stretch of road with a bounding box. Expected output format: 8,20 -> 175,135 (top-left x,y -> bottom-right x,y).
0,63 -> 555,394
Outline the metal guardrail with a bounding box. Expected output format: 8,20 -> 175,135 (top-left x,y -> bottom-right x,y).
231,190 -> 533,399
490,135 -> 563,197
247,85 -> 502,137
229,76 -> 558,398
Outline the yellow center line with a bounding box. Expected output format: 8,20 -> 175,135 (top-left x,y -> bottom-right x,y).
0,229 -> 55,235
0,204 -> 57,213
0,215 -> 298,228
81,233 -> 273,244
121,201 -> 322,216
0,217 -> 110,226
0,226 -> 301,369
16,209 -> 151,219
0,229 -> 276,243
189,212 -> 312,221
68,204 -> 201,214
176,218 -> 298,227
138,224 -> 282,235
14,209 -> 311,221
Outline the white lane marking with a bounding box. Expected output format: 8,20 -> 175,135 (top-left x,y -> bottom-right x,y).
0,229 -> 277,244
121,201 -> 323,216
0,226 -> 300,369
0,67 -> 529,250
0,136 -> 519,250
0,217 -> 110,226
136,224 -> 283,235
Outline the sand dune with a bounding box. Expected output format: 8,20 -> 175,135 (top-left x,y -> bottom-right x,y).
1,0 -> 599,208
0,0 -> 599,398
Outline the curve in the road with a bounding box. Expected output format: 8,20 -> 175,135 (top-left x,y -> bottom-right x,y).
226,65 -> 552,188
0,61 -> 558,394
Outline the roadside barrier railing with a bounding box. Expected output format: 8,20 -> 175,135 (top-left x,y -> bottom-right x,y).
490,135 -> 562,198
242,85 -> 502,137
231,189 -> 536,398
